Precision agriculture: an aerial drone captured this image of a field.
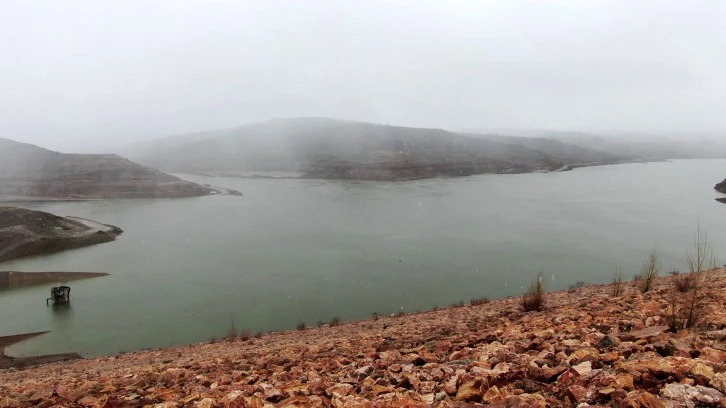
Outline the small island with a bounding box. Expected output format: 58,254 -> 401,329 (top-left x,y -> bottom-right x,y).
716,179 -> 726,204
0,207 -> 123,263
716,178 -> 726,194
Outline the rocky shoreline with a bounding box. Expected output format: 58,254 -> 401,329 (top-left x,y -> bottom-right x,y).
0,207 -> 123,263
1,270 -> 725,407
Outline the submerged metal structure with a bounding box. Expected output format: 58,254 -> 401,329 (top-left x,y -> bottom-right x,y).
47,285 -> 71,305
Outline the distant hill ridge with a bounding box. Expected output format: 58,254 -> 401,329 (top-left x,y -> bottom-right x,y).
0,138 -> 212,200
124,117 -> 635,180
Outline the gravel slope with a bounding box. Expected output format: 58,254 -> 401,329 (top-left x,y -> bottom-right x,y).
1,271 -> 725,407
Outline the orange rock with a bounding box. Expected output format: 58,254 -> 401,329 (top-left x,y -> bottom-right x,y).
620,391 -> 665,408
483,385 -> 504,404
455,380 -> 483,402
566,385 -> 588,402
489,393 -> 547,408
699,347 -> 726,364
615,373 -> 634,390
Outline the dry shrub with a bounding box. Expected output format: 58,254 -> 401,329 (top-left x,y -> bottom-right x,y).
254,331 -> 263,339
450,301 -> 465,308
470,297 -> 490,306
296,321 -> 307,331
667,224 -> 716,331
670,268 -> 695,293
329,316 -> 342,326
239,329 -> 250,341
612,266 -> 624,297
640,248 -> 661,293
521,271 -> 546,312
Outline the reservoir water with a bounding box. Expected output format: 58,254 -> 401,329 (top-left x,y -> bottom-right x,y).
1,160 -> 725,357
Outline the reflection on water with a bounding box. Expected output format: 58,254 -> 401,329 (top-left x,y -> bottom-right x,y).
50,302 -> 73,321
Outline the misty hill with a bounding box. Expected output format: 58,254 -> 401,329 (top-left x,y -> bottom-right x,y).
125,118 -> 632,180
0,138 -> 212,200
468,129 -> 726,160
460,133 -> 623,165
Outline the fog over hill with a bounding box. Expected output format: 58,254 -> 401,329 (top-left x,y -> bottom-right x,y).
0,138 -> 212,200
466,129 -> 726,161
124,117 -> 636,180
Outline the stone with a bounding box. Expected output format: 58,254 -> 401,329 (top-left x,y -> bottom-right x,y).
596,335 -> 617,350
712,372 -> 726,394
661,383 -> 725,408
455,380 -> 483,402
699,347 -> 726,364
221,390 -> 246,408
489,393 -> 547,408
568,348 -> 599,365
196,398 -> 218,408
557,368 -> 581,386
483,385 -> 504,404
326,383 -> 354,399
615,373 -> 634,390
619,326 -> 669,342
620,391 -> 666,408
566,385 -> 588,402
77,395 -> 109,408
572,361 -> 592,376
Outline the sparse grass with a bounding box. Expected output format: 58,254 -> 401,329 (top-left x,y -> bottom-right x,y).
521,271 -> 546,312
316,320 -> 324,328
612,266 -> 624,297
639,248 -> 661,293
254,331 -> 263,339
296,321 -> 307,331
371,312 -> 379,321
329,316 -> 342,326
470,297 -> 490,306
667,223 -> 716,331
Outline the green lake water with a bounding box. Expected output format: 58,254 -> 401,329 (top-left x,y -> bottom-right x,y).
1,159 -> 725,357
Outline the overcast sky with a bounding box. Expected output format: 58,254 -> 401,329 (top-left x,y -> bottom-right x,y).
1,0 -> 725,151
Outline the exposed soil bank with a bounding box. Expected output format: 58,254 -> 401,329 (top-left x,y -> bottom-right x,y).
0,271 -> 109,290
0,207 -> 123,263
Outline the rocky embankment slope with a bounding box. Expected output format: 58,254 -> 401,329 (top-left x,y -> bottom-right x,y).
1,271 -> 725,407
0,207 -> 122,262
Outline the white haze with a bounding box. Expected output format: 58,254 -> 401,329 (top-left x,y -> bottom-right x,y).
1,0 -> 725,152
